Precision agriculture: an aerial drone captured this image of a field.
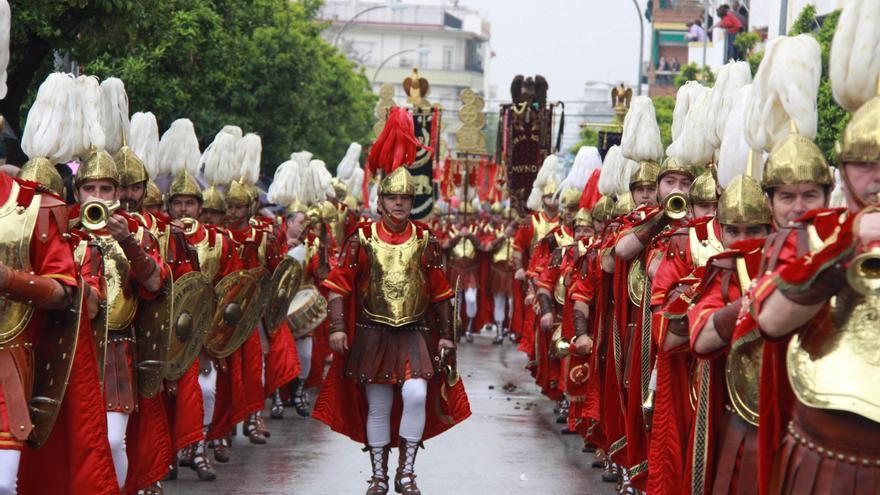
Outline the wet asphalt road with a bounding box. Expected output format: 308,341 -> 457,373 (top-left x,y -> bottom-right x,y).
165,332 -> 616,495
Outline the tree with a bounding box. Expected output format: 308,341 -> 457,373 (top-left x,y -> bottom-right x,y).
674,63 -> 715,88
570,126 -> 597,155
653,95 -> 674,150
4,0 -> 376,173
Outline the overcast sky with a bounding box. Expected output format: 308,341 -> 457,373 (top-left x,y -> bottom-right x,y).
464,0 -> 651,103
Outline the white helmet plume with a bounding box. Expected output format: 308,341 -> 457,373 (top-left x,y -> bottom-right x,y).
76,75 -> 106,154
99,78 -> 130,154
201,129 -> 238,186
621,96 -> 663,162
0,1 -> 9,100
527,154 -> 563,211
21,73 -> 80,163
719,85 -> 765,188
158,119 -> 200,177
560,146 -> 599,192
129,112 -> 160,178
238,133 -> 262,186
707,61 -> 752,149
267,159 -> 300,206
598,146 -> 622,196
830,0 -> 880,112
745,34 -> 822,152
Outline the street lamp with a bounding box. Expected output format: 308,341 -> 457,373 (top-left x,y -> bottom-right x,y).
632,0 -> 645,95
333,1 -> 407,47
372,47 -> 430,84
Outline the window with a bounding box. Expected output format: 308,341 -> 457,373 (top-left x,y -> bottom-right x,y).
419,47 -> 429,69
443,46 -> 453,70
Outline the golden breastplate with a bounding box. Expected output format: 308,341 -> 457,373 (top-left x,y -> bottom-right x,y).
0,181 -> 39,343
725,256 -> 762,426
689,218 -> 724,268
492,227 -> 512,264
450,228 -> 476,261
787,286 -> 880,423
553,246 -> 569,305
333,208 -> 347,247
192,223 -> 223,283
360,224 -> 430,327
530,214 -> 558,249
96,232 -> 141,331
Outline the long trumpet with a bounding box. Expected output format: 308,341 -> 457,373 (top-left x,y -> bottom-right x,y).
80,199 -> 121,231
847,245 -> 880,296
664,192 -> 689,220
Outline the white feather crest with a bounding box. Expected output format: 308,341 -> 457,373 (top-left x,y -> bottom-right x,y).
830,0 -> 880,112
77,75 -> 106,153
708,61 -> 753,149
310,159 -> 336,201
291,151 -> 313,167
158,119 -> 200,177
617,157 -> 641,195
348,168 -> 365,201
201,130 -> 238,185
267,159 -> 299,206
621,96 -> 663,162
221,125 -> 243,140
336,142 -> 362,181
828,166 -> 846,207
676,88 -> 716,167
0,1 -> 10,100
598,145 -> 622,196
745,34 -> 822,152
527,154 -> 562,211
21,73 -> 79,163
560,146 -> 597,192
718,85 -> 765,188
238,133 -> 262,186
129,112 -> 160,177
671,81 -> 704,141
99,78 -> 130,154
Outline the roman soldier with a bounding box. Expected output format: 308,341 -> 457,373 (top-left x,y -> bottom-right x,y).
443,201 -> 481,343
480,202 -> 517,344
750,9 -> 880,492
315,107 -> 470,495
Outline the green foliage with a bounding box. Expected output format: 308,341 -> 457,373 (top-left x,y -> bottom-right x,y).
3,0 -> 376,173
785,7 -> 849,166
653,96 -> 675,150
673,63 -> 714,88
748,50 -> 764,77
734,32 -> 761,56
571,127 -> 598,155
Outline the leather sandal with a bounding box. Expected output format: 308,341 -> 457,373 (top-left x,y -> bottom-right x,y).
191,453 -> 217,481
214,438 -> 231,463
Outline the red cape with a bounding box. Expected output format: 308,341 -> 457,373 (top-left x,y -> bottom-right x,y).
264,322 -> 301,396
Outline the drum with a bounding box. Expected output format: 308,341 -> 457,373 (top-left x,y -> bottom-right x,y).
286,286 -> 328,339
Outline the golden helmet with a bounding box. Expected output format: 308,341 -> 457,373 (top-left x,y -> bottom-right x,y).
574,208 -> 593,227
114,146 -> 149,187
75,149 -> 119,187
717,174 -> 771,225
143,180 -> 163,208
18,157 -> 64,197
331,177 -> 348,199
286,200 -> 308,217
541,178 -> 560,196
379,166 -> 415,196
629,160 -> 661,189
202,185 -> 226,212
659,156 -> 694,180
225,179 -> 251,207
591,196 -> 615,223
613,192 -> 636,217
319,200 -> 337,221
458,202 -> 475,216
343,196 -> 359,211
764,125 -> 832,191
169,169 -> 202,201
559,187 -> 583,210
836,92 -> 880,165
690,168 -> 719,204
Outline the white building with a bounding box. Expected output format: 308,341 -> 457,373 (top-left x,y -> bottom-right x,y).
320,0 -> 492,151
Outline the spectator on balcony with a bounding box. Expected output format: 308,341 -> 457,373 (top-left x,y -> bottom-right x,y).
731,1 -> 749,30
670,57 -> 681,72
656,56 -> 672,85
710,4 -> 742,61
686,19 -> 708,42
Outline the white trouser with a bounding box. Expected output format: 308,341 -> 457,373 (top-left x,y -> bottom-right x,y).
107,411 -> 130,489
0,450 -> 20,495
295,336 -> 313,381
199,361 -> 218,426
493,294 -> 509,324
464,287 -> 478,319
365,379 -> 428,447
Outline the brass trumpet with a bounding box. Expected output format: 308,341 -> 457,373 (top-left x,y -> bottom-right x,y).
440,347 -> 459,387
847,245 -> 880,296
663,192 -> 689,220
81,199 -> 121,231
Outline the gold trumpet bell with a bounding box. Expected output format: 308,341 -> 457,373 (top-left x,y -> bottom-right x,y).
81,199 -> 121,231
664,192 -> 689,220
847,246 -> 880,296
554,338 -> 571,358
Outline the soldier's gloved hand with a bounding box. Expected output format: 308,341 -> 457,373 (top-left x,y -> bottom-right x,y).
84,284 -> 100,320
856,210 -> 880,245
329,331 -> 348,354
438,338 -> 455,351
540,313 -> 555,331
514,268 -> 526,281
107,214 -> 132,242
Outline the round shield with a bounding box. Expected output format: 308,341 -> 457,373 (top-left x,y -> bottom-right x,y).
27,279 -> 83,448
164,271 -> 216,380
627,259 -> 646,306
204,269 -> 263,358
262,257 -> 303,332
136,271 -> 173,398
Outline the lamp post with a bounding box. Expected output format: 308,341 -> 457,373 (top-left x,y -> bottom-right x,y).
632,0 -> 645,95
372,47 -> 430,85
333,2 -> 407,47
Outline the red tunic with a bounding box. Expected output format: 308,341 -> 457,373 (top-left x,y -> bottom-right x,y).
314,220 -> 469,444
